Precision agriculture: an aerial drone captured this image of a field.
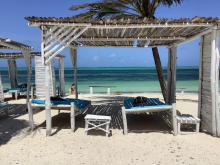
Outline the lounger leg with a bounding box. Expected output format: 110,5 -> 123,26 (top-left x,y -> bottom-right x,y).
27,101 -> 34,130
196,122 -> 200,133
70,103 -> 75,132
85,119 -> 88,135
177,122 -> 181,135
172,104 -> 178,136
122,107 -> 128,135
106,121 -> 110,137
15,91 -> 18,100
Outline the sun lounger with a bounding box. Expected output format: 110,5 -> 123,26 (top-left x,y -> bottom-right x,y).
31,98 -> 91,115
5,83 -> 35,100
29,97 -> 91,131
5,83 -> 27,99
0,102 -> 12,118
122,98 -> 176,135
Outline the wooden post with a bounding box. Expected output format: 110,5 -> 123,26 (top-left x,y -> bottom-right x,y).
121,106 -> 128,135
42,27 -> 52,136
24,51 -> 34,129
7,59 -> 18,88
45,63 -> 52,136
70,48 -> 78,99
70,102 -> 75,132
199,28 -> 220,137
211,29 -> 220,136
198,36 -> 204,120
59,57 -> 65,96
172,103 -> 178,136
167,46 -> 177,104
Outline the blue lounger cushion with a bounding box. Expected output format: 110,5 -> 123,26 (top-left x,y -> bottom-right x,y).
8,88 -> 27,93
124,98 -> 168,109
32,98 -> 91,110
6,83 -> 27,93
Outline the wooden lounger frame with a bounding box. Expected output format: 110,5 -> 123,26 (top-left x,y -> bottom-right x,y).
28,100 -> 91,132
121,103 -> 177,135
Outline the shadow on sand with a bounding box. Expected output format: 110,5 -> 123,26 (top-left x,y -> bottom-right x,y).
0,118 -> 30,146
35,95 -> 171,136
0,104 -> 32,146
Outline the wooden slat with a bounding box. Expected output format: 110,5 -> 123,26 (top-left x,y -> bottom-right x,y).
35,56 -> 56,98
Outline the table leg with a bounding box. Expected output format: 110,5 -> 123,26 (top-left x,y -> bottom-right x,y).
106,122 -> 110,137
85,119 -> 89,135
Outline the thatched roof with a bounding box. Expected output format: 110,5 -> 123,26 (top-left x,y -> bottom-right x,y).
0,38 -> 32,51
26,17 -> 220,47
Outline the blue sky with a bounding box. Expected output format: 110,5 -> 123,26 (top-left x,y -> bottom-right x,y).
0,0 -> 219,67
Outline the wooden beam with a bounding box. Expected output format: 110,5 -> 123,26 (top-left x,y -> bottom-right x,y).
45,27 -> 88,64
175,28 -> 212,46
76,36 -> 185,42
0,40 -> 31,51
44,26 -> 71,50
70,45 -> 168,48
28,22 -> 212,28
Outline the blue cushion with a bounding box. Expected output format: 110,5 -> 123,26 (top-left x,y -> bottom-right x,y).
32,98 -> 91,109
8,88 -> 27,93
124,98 -> 166,109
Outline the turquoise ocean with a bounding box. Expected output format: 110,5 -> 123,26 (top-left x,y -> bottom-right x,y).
0,67 -> 200,93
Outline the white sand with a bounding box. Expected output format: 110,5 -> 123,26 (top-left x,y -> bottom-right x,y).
0,93 -> 220,165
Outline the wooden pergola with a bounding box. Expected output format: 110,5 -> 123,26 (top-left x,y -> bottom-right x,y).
26,17 -> 220,137
0,37 -> 34,127
0,52 -> 37,90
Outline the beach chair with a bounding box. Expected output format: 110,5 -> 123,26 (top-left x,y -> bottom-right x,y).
122,98 -> 177,135
5,83 -> 35,100
5,83 -> 27,100
29,97 -> 91,131
0,101 -> 13,118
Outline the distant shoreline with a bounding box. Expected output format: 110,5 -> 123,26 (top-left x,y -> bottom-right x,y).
0,66 -> 200,70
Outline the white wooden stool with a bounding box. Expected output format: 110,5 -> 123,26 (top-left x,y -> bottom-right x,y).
176,114 -> 200,134
85,114 -> 111,137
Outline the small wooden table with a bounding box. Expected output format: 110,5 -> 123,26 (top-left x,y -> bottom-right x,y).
84,114 -> 111,137
176,114 -> 200,134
